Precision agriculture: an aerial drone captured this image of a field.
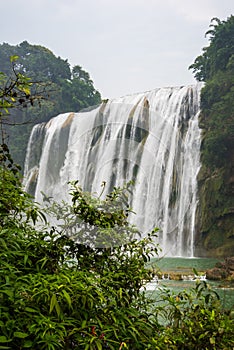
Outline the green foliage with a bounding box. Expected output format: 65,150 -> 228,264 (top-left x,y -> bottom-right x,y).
189,16 -> 234,81
43,180 -> 138,247
1,146 -> 233,348
0,41 -> 101,168
0,54 -> 54,168
190,15 -> 234,256
154,281 -> 234,349
0,56 -> 45,121
0,135 -> 159,348
189,15 -> 234,170
199,57 -> 234,169
0,165 -> 159,348
0,151 -> 234,348
70,180 -> 139,247
0,143 -> 45,227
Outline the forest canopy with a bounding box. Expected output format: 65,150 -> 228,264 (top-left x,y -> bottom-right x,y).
0,41 -> 102,168
190,15 -> 234,169
189,15 -> 234,82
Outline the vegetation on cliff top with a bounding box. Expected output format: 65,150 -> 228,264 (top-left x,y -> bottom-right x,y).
189,15 -> 234,256
0,41 -> 102,168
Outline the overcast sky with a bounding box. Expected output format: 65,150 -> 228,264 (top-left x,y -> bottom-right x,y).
0,0 -> 233,98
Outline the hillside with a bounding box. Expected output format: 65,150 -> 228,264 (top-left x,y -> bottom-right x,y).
0,41 -> 101,169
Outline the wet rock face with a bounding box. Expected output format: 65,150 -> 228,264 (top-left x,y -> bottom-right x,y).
195,163 -> 234,258
206,257 -> 234,280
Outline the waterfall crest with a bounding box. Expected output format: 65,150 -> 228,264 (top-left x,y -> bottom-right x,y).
24,84 -> 202,257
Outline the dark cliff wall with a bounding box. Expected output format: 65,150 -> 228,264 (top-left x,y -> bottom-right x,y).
190,16 -> 234,257
195,148 -> 234,257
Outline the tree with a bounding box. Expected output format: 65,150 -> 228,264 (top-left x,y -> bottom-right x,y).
189,16 -> 234,81
0,41 -> 71,83
189,15 -> 234,256
0,55 -> 48,132
0,41 -> 102,169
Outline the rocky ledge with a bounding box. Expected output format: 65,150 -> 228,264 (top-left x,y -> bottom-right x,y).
206,257 -> 234,281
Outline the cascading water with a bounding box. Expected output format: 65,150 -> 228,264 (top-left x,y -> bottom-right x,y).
24,84 -> 202,257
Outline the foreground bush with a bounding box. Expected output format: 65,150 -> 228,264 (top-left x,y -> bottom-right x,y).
0,150 -> 233,349
0,147 -> 160,349
153,282 -> 233,349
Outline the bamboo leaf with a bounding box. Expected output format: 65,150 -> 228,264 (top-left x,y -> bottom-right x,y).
62,289 -> 72,308
25,307 -> 37,313
55,297 -> 61,317
10,55 -> 19,62
24,254 -> 28,265
0,290 -> 13,298
22,340 -> 33,348
0,336 -> 10,343
13,332 -> 28,338
96,340 -> 103,350
49,293 -> 57,314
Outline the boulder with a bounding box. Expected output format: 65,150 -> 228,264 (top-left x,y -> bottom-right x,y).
206,267 -> 228,280
225,257 -> 234,272
206,257 -> 234,280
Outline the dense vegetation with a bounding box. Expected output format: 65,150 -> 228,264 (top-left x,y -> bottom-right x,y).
189,16 -> 234,257
0,63 -> 234,349
0,41 -> 101,168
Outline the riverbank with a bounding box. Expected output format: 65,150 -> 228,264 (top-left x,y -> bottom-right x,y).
150,256 -> 234,283
146,257 -> 234,310
149,256 -> 220,277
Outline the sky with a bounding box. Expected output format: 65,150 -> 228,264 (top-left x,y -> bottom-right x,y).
0,0 -> 233,99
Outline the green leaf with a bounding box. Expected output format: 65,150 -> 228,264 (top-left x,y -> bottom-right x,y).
210,337 -> 216,345
10,55 -> 19,62
13,332 -> 28,338
21,87 -> 31,96
0,290 -> 13,298
24,254 -> 28,265
23,340 -> 33,348
96,340 -> 103,350
81,295 -> 86,307
0,336 -> 10,343
55,299 -> 61,317
81,320 -> 87,328
0,238 -> 7,249
62,289 -> 72,308
25,307 -> 37,313
49,293 -> 61,317
49,293 -> 57,313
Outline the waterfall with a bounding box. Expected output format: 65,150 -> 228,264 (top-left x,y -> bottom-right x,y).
24,84 -> 202,257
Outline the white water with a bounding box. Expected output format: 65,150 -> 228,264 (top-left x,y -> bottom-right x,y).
24,84 -> 202,256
